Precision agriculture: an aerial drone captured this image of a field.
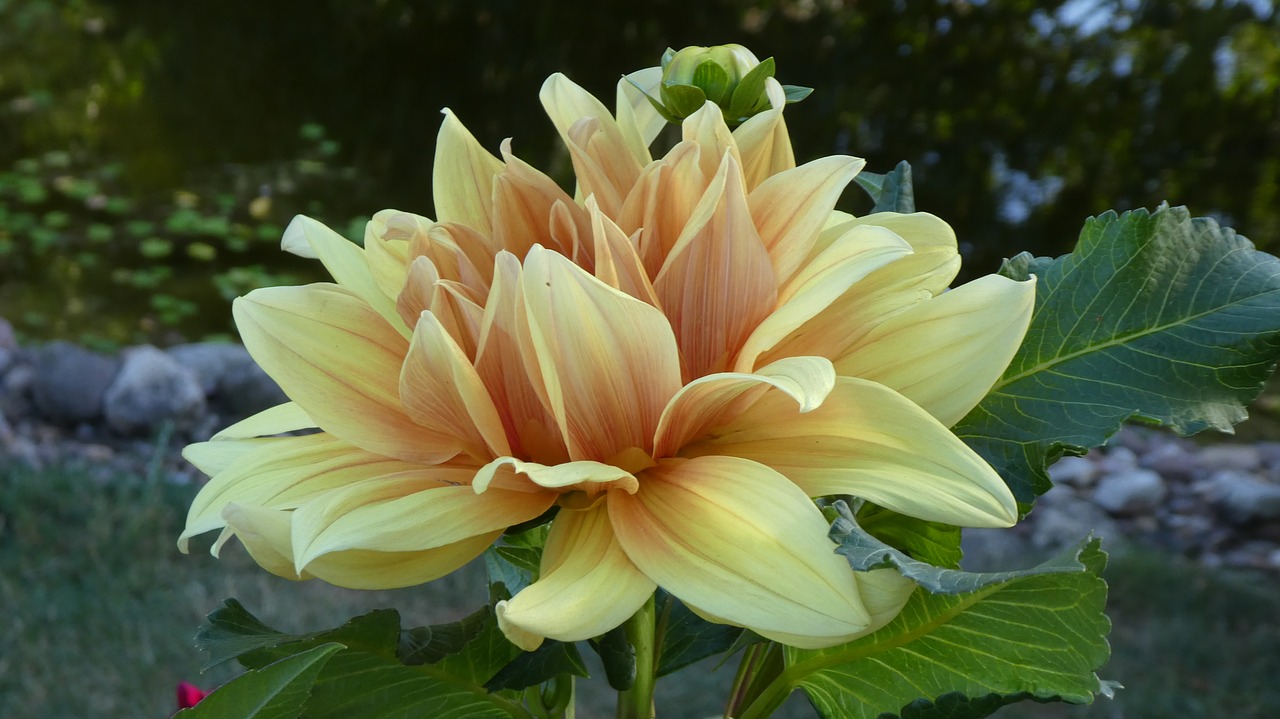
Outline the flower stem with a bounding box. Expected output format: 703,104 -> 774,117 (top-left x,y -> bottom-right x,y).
733,665 -> 794,719
617,595 -> 657,719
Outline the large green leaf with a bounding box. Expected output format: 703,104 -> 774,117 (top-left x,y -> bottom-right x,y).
176,643 -> 341,719
195,600 -> 524,718
954,205 -> 1280,502
654,590 -> 743,676
766,532 -> 1112,719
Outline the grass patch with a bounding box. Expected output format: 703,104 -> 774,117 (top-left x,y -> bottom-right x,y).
3,458 -> 1277,718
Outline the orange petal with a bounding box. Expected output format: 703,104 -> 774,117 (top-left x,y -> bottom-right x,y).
496,502 -> 655,650
608,456 -> 872,647
588,196 -> 661,307
492,139 -> 581,258
400,311 -> 511,460
618,141 -> 709,278
654,152 -> 777,379
521,247 -> 682,461
234,284 -> 449,464
540,73 -> 643,216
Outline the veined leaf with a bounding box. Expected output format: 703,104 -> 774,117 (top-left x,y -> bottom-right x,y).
853,160 -> 915,214
484,640 -> 590,692
954,205 -> 1280,502
399,606 -> 493,666
176,644 -> 341,719
654,590 -> 743,677
772,531 -> 1112,719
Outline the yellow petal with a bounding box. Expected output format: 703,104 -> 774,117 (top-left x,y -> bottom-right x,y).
473,457 -> 640,495
761,212 -> 961,366
181,432 -> 417,551
734,224 -> 914,372
364,209 -> 414,301
211,402 -> 314,440
749,156 -> 865,285
540,73 -> 643,215
496,502 -> 655,650
221,503 -> 498,589
400,311 -> 511,460
609,456 -> 871,647
522,246 -> 682,461
281,215 -> 407,336
182,438 -> 269,477
652,356 -> 835,458
433,109 -> 503,236
683,377 -> 1018,527
615,67 -> 664,163
654,152 -> 777,379
234,284 -> 452,464
733,79 -> 795,190
681,101 -> 738,180
836,275 -> 1036,427
291,470 -> 554,571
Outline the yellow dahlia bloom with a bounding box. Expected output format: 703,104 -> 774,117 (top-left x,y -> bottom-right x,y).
180,66 -> 1034,651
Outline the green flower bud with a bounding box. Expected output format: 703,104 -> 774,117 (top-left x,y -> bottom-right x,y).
635,43 -> 813,129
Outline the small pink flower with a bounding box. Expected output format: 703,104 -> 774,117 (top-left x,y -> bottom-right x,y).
176,681 -> 207,709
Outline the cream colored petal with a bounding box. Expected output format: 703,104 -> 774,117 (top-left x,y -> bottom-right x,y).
836,275 -> 1036,427
415,219 -> 493,288
540,73 -> 643,214
733,79 -> 795,190
734,224 -> 914,372
181,432 -> 418,551
856,569 -> 918,634
654,152 -> 777,379
400,311 -> 511,460
433,109 -> 503,236
473,252 -> 569,464
682,377 -> 1018,527
182,438 -> 269,476
364,210 -> 414,301
396,255 -> 439,331
588,196 -> 661,307
652,356 -> 835,459
222,503 -> 499,589
281,215 -> 407,336
291,471 -> 554,571
749,156 -> 865,285
473,456 -> 639,495
522,246 -> 682,461
211,402 -> 314,440
761,213 -> 962,366
608,456 -> 871,647
496,502 -> 655,651
681,102 -> 739,181
615,66 -> 664,162
234,284 -> 452,464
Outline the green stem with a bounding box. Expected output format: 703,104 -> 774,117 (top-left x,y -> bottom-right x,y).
733,666 -> 795,719
723,642 -> 766,718
616,595 -> 657,719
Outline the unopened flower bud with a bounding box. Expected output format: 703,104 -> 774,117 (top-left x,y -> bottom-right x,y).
637,43 -> 812,128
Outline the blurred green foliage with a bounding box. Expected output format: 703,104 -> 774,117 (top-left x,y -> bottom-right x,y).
1,0 -> 1277,344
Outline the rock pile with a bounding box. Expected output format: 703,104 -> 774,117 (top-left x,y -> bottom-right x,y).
0,317 -> 285,479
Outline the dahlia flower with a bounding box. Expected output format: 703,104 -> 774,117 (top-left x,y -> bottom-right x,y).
180,65 -> 1033,651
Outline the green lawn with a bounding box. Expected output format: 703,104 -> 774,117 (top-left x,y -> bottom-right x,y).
2,458 -> 1277,718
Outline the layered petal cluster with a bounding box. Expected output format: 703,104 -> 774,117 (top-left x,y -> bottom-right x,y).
180,67 -> 1034,650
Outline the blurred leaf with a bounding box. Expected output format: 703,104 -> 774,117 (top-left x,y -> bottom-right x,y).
854,160 -> 915,214
954,206 -> 1280,502
589,624 -> 636,690
398,606 -> 492,666
175,643 -> 341,719
655,590 -> 742,677
484,640 -> 589,692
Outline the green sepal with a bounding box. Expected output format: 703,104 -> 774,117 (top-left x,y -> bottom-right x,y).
727,56 -> 777,119
660,82 -> 709,120
781,84 -> 814,103
692,59 -> 732,105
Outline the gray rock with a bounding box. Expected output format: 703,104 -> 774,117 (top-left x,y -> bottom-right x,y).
961,528 -> 1034,572
1048,455 -> 1097,488
167,341 -> 286,422
1254,441 -> 1280,469
1097,446 -> 1139,474
1196,444 -> 1262,473
0,316 -> 15,374
30,341 -> 120,424
1208,470 -> 1280,523
1140,441 -> 1201,481
1031,496 -> 1125,552
103,345 -> 206,435
1093,469 -> 1167,514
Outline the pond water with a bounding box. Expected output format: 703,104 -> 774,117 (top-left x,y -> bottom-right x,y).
2,0 -> 1277,345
